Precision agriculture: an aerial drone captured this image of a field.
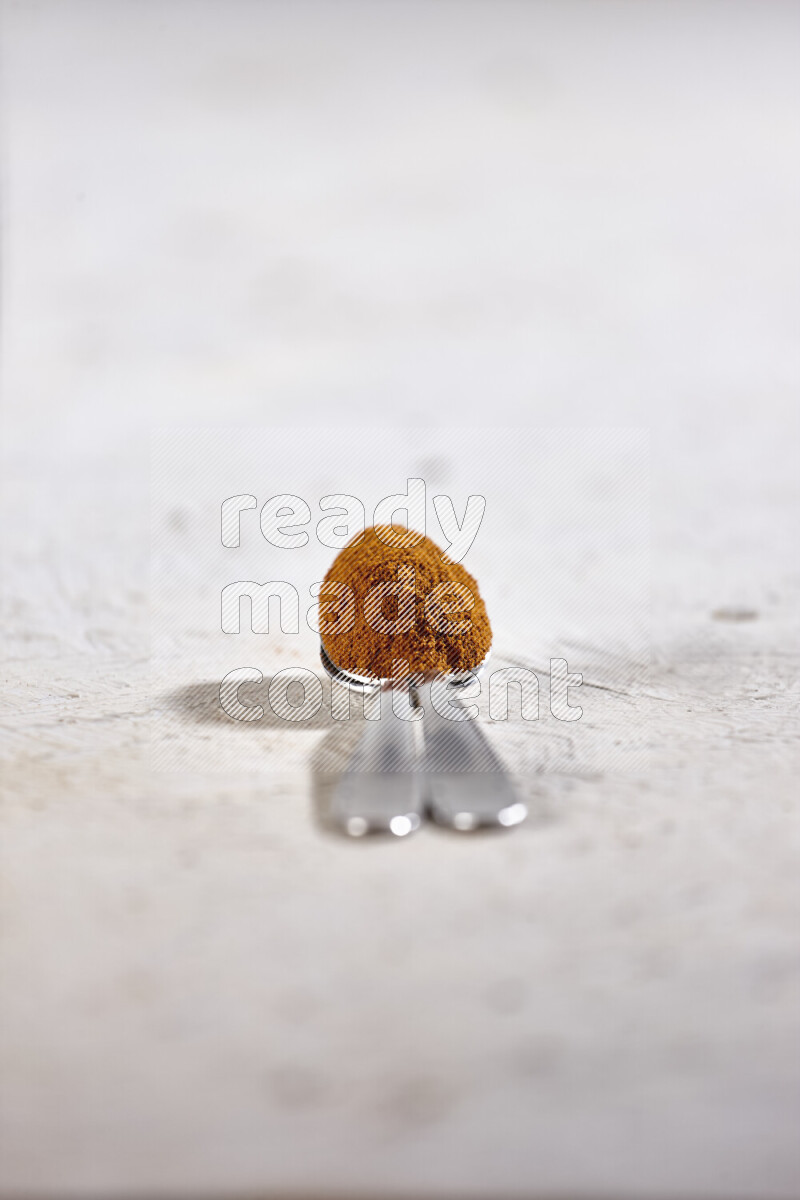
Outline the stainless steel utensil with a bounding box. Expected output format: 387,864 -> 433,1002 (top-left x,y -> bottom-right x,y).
320,644 -> 423,837
415,669 -> 527,832
320,644 -> 526,837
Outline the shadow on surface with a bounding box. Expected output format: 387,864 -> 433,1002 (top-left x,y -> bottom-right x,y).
164,677 -> 337,731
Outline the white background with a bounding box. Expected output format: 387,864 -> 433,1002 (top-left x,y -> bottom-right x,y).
2,3 -> 799,1197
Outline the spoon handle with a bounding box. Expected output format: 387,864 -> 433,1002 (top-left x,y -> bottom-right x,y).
417,691 -> 526,831
328,692 -> 423,838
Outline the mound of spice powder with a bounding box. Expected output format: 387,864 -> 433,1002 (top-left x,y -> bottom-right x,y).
320,524 -> 492,679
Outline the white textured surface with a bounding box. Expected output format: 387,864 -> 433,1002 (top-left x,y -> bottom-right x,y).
1,3 -> 799,1197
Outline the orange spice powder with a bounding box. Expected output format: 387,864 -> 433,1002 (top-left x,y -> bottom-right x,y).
320,525 -> 492,679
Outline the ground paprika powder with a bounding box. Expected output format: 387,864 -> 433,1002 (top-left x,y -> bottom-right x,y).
319,524 -> 492,679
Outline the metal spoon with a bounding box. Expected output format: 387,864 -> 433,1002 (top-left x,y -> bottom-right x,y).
415,663 -> 527,832
319,644 -> 424,838
320,644 -> 526,836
